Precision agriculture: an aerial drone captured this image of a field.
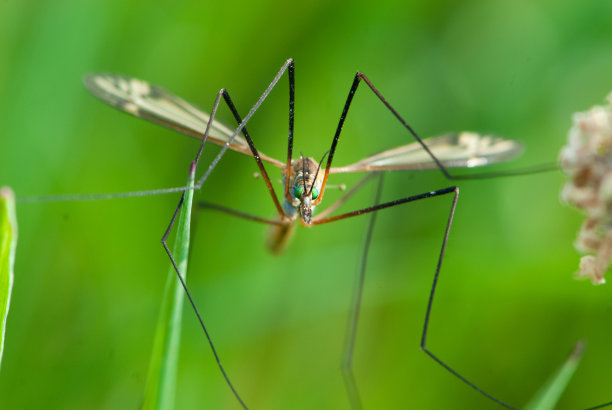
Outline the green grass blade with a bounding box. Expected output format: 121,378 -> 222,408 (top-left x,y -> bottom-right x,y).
142,167 -> 195,410
0,187 -> 17,370
523,340 -> 585,410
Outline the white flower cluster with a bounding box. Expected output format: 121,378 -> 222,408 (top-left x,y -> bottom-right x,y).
560,92 -> 612,285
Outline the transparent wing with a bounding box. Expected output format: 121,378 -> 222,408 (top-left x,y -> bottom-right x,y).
330,132 -> 524,174
83,74 -> 284,167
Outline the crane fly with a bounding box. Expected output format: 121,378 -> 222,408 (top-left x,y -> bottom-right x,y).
84,71 -> 521,254
84,59 -> 527,409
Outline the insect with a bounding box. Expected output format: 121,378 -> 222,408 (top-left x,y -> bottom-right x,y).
83,59 -> 559,409
84,68 -> 522,256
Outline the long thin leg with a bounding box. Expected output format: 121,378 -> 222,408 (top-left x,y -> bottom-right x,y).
313,73 -> 360,206
341,173 -> 384,410
161,192 -> 249,409
311,186 -> 456,226
314,184 -> 517,409
190,58 -> 294,208
419,190 -> 517,410
220,89 -> 285,218
355,73 -> 557,180
312,173 -> 377,222
314,72 -> 556,207
159,59 -> 297,409
198,201 -> 285,226
284,62 -> 295,203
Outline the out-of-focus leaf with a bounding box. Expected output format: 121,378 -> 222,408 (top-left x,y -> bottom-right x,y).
523,340 -> 585,410
0,187 -> 17,369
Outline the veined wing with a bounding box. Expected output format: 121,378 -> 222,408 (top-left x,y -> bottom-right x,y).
83,74 -> 284,167
330,132 -> 523,174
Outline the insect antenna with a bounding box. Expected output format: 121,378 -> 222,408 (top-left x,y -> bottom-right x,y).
307,151 -> 329,197
300,151 -> 307,195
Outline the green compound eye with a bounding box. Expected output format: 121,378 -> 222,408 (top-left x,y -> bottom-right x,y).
294,186 -> 304,199
311,187 -> 319,200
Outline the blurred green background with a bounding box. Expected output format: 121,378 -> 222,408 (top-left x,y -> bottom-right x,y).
2,0 -> 612,409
